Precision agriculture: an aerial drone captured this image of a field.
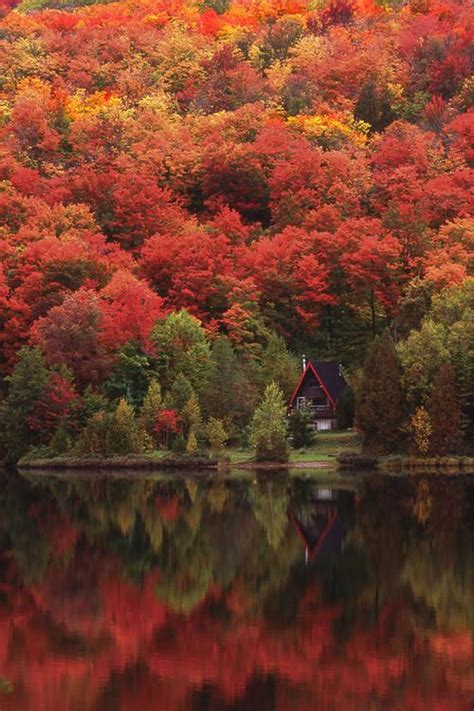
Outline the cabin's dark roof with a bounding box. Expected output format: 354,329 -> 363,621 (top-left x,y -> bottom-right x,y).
308,360 -> 346,403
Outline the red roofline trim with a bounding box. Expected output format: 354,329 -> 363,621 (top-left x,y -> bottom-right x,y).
288,508 -> 338,560
288,361 -> 336,410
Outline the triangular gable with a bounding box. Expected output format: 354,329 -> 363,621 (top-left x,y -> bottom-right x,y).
288,361 -> 336,409
288,508 -> 338,560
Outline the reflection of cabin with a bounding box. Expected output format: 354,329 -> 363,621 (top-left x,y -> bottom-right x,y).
288,357 -> 346,430
288,489 -> 345,563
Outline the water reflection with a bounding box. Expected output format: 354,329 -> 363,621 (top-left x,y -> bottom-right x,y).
0,470 -> 472,710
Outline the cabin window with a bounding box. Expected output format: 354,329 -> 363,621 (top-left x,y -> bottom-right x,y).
296,397 -> 306,410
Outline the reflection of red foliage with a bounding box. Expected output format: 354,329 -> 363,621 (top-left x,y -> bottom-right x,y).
0,551 -> 471,711
155,495 -> 181,521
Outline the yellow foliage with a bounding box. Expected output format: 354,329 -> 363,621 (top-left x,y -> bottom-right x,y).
287,113 -> 370,147
143,510 -> 163,552
266,60 -> 293,92
116,501 -> 135,535
0,100 -> 11,125
207,480 -> 229,513
64,90 -> 128,122
413,479 -> 432,525
186,429 -> 198,453
410,406 -> 433,456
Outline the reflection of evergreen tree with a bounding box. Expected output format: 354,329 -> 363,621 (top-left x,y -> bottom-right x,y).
355,477 -> 412,601
0,472 -> 51,584
250,475 -> 289,550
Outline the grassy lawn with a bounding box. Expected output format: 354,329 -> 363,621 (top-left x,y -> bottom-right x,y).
228,430 -> 361,464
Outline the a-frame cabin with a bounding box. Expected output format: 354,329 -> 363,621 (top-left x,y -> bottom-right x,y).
288,357 -> 346,430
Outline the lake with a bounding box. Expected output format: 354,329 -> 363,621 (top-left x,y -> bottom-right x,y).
0,469 -> 472,710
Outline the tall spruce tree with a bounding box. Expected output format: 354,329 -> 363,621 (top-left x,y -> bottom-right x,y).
427,363 -> 461,455
204,336 -> 242,420
104,341 -> 152,407
0,347 -> 48,463
288,405 -> 315,448
259,332 -> 300,399
140,378 -> 162,443
355,330 -> 404,453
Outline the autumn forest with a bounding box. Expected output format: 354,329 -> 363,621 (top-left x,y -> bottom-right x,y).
0,0 -> 473,457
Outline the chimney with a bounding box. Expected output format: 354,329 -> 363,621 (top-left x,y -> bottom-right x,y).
302,354 -> 307,372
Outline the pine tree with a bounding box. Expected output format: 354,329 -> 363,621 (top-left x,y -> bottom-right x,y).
355,330 -> 404,453
259,332 -> 300,399
182,395 -> 202,439
427,363 -> 461,455
0,347 -> 48,463
206,417 -> 229,458
104,341 -> 152,407
250,382 -> 289,462
106,398 -> 145,455
204,336 -> 242,420
288,406 -> 314,449
49,422 -> 72,455
75,411 -> 110,456
140,378 -> 162,439
167,373 -> 195,413
186,429 -> 198,454
335,385 -> 355,429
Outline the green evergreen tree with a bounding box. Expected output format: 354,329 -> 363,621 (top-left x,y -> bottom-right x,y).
186,429 -> 198,454
49,422 -> 72,455
75,411 -> 111,456
335,385 -> 355,429
76,386 -> 109,427
288,405 -> 315,448
140,378 -> 162,439
250,383 -> 289,462
204,336 -> 243,420
0,347 -> 48,463
182,395 -> 202,439
106,398 -> 147,455
104,341 -> 152,407
259,332 -> 300,399
355,330 -> 404,453
167,373 -> 195,413
206,417 -> 229,458
427,363 -> 461,455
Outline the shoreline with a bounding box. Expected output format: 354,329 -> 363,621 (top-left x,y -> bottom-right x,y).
15,453 -> 474,475
17,455 -> 337,472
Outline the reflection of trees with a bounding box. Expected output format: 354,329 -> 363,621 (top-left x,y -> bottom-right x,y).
355,476 -> 413,601
0,472 -> 470,710
0,473 -> 51,584
403,540 -> 474,634
250,474 -> 289,550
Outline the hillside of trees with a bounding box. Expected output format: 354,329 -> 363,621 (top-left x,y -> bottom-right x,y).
0,0 -> 472,460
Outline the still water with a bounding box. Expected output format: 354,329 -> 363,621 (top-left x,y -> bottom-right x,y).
0,469 -> 472,711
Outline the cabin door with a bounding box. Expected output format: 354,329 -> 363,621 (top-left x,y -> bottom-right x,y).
317,419 -> 332,430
